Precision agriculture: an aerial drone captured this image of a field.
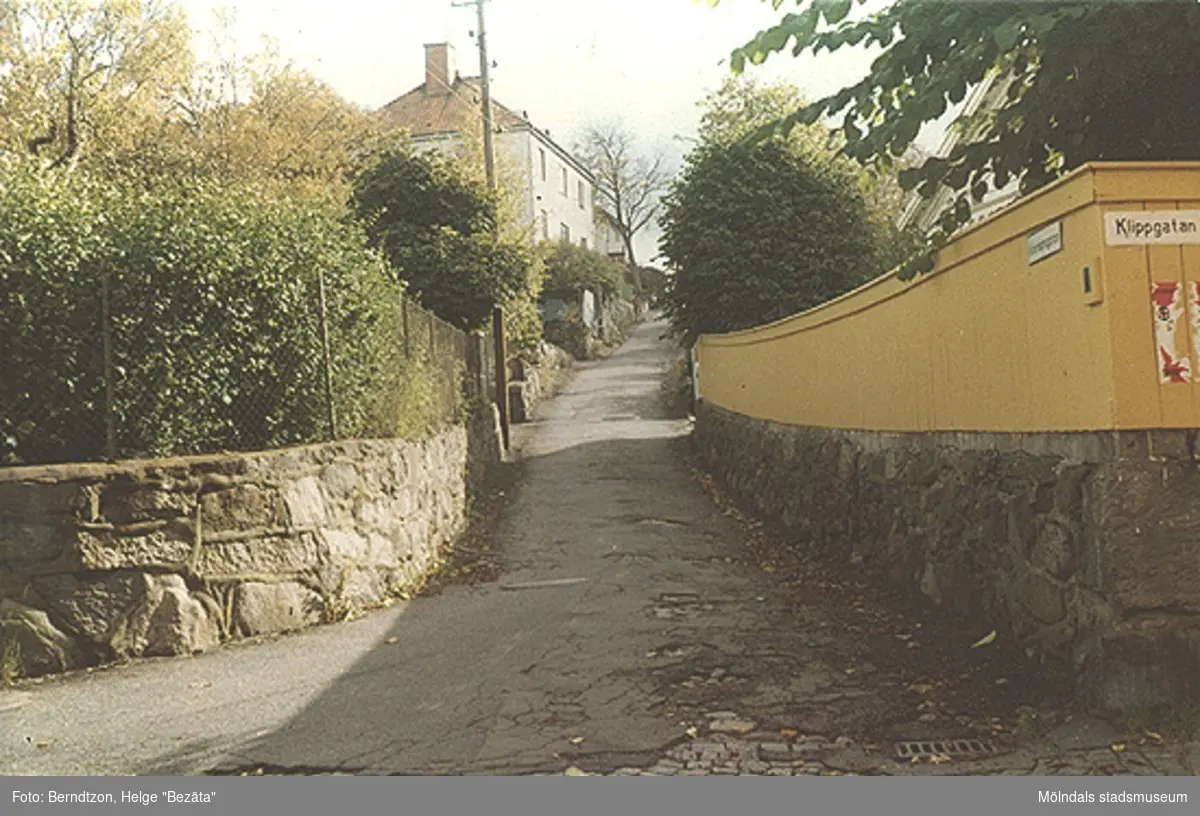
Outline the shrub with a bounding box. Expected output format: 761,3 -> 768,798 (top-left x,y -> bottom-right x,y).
352,149 -> 534,332
0,158 -> 408,464
539,241 -> 624,300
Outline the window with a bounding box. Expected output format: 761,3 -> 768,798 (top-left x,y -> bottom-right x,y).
541,209 -> 549,241
580,237 -> 588,250
560,223 -> 570,243
539,149 -> 546,181
577,180 -> 585,209
561,167 -> 568,196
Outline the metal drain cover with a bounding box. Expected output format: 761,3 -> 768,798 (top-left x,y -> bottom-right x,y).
895,739 -> 997,760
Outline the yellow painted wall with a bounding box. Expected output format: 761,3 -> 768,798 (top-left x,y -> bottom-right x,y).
696,163 -> 1200,433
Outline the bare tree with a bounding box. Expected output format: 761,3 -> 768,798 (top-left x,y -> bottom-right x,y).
579,122 -> 670,291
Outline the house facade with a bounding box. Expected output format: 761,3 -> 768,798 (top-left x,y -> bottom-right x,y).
378,44 -> 597,250
595,209 -> 628,262
897,73 -> 1022,235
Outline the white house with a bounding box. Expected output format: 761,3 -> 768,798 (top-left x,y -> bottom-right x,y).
378,44 -> 598,250
897,73 -> 1022,235
595,208 -> 628,262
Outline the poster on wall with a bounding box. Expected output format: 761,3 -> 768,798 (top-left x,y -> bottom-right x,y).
1151,282 -> 1191,384
1192,283 -> 1200,377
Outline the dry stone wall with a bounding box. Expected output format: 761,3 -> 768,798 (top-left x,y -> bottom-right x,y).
694,401 -> 1200,715
0,404 -> 503,678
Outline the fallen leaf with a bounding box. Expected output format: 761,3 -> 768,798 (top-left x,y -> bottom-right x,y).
1111,743 -> 1126,753
564,766 -> 589,776
908,683 -> 934,694
844,667 -> 857,675
1145,731 -> 1164,743
385,637 -> 400,644
930,754 -> 951,765
685,726 -> 699,738
780,728 -> 798,738
995,678 -> 1010,686
569,737 -> 585,745
971,630 -> 997,649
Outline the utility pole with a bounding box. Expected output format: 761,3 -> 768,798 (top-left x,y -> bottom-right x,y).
454,0 -> 507,451
454,0 -> 497,193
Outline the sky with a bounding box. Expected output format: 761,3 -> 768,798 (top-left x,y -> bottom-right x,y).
177,0 -> 932,261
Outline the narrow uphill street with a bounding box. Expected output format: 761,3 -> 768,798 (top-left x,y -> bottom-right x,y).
2,319 -> 1197,777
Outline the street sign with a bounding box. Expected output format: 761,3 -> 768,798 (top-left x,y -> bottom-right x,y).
1105,211 -> 1200,245
1027,221 -> 1063,264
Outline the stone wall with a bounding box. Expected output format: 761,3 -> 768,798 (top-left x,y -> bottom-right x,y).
544,296 -> 642,362
694,401 -> 1200,715
508,341 -> 575,424
0,404 -> 503,679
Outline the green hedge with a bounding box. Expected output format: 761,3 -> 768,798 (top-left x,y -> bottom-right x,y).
0,159 -> 409,465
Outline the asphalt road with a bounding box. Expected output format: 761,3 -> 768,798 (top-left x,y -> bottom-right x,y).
3,318 -> 1197,777
2,318 -> 742,775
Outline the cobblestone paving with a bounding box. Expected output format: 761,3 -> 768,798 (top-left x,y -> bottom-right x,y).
567,711 -> 1200,777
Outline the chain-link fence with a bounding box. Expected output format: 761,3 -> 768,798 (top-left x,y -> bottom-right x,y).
0,267 -> 497,467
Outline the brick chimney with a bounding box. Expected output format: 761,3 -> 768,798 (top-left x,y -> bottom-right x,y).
424,43 -> 455,95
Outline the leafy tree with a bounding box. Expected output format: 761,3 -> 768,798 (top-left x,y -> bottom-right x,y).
1,5 -> 392,196
0,0 -> 192,169
352,148 -> 534,333
700,76 -> 923,274
659,135 -> 880,344
540,241 -> 625,300
658,76 -> 914,343
579,122 -> 671,283
727,0 -> 1200,276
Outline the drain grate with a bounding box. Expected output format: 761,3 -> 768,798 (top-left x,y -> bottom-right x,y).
895,739 -> 997,760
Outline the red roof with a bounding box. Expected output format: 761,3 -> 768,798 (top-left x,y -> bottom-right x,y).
377,76 -> 527,137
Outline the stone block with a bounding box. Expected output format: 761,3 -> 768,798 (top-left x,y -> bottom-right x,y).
0,481 -> 89,520
1031,520 -> 1076,580
321,528 -> 370,562
1108,516 -> 1200,614
33,571 -> 158,646
194,533 -> 321,579
0,598 -> 85,677
108,487 -> 197,523
0,522 -> 70,567
1016,567 -> 1067,625
200,485 -> 286,535
283,476 -> 327,528
232,581 -> 323,636
321,463 -> 360,500
144,583 -> 220,656
75,524 -> 194,571
339,568 -> 385,610
1006,495 -> 1036,556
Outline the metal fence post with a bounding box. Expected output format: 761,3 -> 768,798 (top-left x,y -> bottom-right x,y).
316,267 -> 338,440
492,305 -> 509,450
100,266 -> 117,462
402,294 -> 411,360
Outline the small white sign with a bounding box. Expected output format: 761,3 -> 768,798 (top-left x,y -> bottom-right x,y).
1027,221 -> 1063,265
1106,211 -> 1200,245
